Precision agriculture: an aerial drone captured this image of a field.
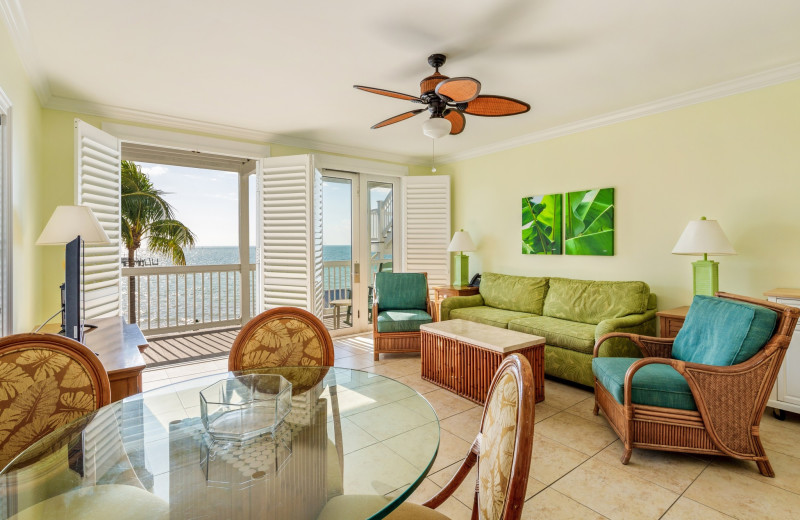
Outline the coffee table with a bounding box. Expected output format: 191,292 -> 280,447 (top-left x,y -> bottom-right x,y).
420,319 -> 545,404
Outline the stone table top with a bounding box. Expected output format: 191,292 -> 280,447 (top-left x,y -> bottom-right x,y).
420,319 -> 545,354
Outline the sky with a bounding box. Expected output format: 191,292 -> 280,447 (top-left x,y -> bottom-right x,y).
136,162 -> 391,248
138,162 -> 256,247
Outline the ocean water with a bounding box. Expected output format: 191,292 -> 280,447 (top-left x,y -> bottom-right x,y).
122,245 -> 357,330
140,245 -> 351,265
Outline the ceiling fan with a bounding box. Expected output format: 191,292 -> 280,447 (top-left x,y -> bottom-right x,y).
354,53 -> 531,138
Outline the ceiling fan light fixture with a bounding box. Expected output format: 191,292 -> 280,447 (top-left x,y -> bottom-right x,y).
422,117 -> 452,139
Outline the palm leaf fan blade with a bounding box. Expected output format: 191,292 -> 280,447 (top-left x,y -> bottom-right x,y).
371,109 -> 425,129
354,85 -> 421,102
464,95 -> 530,117
444,110 -> 466,135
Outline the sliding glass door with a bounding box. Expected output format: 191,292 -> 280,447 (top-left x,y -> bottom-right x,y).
366,181 -> 394,326
321,172 -> 399,336
322,172 -> 358,335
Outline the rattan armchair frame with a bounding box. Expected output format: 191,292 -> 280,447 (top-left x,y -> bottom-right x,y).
419,354 -> 535,520
592,292 -> 799,477
371,272 -> 431,361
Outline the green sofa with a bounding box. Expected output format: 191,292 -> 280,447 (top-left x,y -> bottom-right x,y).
439,272 -> 657,386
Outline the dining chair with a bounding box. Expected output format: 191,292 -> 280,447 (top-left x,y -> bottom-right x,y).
318,354 -> 535,520
228,307 -> 343,498
0,333 -> 111,471
229,307 -> 335,371
592,292 -> 799,477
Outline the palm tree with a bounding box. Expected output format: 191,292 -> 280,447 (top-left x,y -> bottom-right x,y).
121,160 -> 196,323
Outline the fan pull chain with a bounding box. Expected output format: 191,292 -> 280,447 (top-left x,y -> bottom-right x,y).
431,139 -> 437,173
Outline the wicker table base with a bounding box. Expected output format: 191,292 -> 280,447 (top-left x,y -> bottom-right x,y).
420,320 -> 545,404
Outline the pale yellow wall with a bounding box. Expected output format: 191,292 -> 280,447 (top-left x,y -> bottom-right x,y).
426,79 -> 800,311
0,21 -> 44,332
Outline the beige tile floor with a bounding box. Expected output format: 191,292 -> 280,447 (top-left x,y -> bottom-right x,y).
143,334 -> 800,520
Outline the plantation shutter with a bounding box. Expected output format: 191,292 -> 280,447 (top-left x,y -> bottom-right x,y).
258,155 -> 323,316
401,175 -> 451,292
75,119 -> 122,319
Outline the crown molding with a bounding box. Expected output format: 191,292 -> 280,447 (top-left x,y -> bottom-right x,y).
440,61 -> 800,164
45,95 -> 422,166
0,0 -> 51,104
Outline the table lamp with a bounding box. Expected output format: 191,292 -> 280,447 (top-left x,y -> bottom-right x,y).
672,216 -> 736,296
447,229 -> 476,287
36,205 -> 110,341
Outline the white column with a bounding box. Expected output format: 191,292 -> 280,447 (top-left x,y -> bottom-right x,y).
238,170 -> 251,323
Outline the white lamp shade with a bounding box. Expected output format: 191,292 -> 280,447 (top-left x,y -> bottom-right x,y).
422,117 -> 452,139
36,205 -> 111,245
672,218 -> 736,256
447,230 -> 476,252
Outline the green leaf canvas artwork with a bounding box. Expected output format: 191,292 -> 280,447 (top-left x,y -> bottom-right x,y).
522,194 -> 562,255
565,188 -> 614,256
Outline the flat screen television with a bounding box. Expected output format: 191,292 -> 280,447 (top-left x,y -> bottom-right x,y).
62,236 -> 83,342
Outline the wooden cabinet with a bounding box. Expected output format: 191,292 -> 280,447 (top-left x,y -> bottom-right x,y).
765,289 -> 800,417
656,306 -> 690,338
43,316 -> 148,401
431,285 -> 480,322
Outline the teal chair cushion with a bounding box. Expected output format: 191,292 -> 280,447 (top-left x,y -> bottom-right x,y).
592,357 -> 696,410
673,295 -> 777,366
376,309 -> 432,333
375,272 -> 427,312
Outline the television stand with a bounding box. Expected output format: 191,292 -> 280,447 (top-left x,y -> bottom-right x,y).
43,316 -> 148,401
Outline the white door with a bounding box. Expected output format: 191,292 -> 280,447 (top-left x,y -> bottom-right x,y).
75,119 -> 122,319
401,175 -> 451,296
321,171 -> 360,336
258,155 -> 323,316
321,172 -> 401,336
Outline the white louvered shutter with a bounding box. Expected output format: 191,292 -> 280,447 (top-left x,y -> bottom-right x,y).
75,119 -> 122,319
258,155 -> 323,316
402,175 -> 451,292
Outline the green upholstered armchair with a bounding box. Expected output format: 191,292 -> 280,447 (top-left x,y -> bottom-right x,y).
372,272 -> 432,361
592,293 -> 799,477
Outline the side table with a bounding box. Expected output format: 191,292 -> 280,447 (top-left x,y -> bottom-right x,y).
431,285 -> 479,321
656,306 -> 690,338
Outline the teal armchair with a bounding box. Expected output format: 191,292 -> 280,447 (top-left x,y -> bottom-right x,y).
372,272 -> 432,360
592,293 -> 799,477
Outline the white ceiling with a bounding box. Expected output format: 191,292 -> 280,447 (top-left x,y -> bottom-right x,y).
10,0 -> 800,163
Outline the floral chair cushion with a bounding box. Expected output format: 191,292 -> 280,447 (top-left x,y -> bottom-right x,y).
478,371 -> 519,520
237,317 -> 327,370
0,348 -> 98,469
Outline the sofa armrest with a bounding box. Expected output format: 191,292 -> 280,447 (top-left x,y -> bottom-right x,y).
594,309 -> 658,358
439,294 -> 484,321
596,309 -> 657,336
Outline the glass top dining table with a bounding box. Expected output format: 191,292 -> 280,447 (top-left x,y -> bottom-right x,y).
0,367 -> 440,520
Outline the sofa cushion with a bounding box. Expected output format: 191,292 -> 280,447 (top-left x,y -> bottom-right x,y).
479,272 -> 549,315
376,309 -> 432,333
508,316 -> 596,355
450,306 -> 534,329
543,278 -> 651,325
592,357 -> 696,410
375,272 -> 428,312
673,295 -> 777,366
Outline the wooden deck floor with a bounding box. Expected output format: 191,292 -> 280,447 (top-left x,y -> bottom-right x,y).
143,329 -> 239,367
142,316 -> 361,367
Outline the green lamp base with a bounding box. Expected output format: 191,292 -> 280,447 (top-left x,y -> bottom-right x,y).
692,259 -> 719,296
453,253 -> 470,287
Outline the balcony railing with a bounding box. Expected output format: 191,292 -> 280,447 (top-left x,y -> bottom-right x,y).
122,264 -> 257,334
122,259 -> 389,335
